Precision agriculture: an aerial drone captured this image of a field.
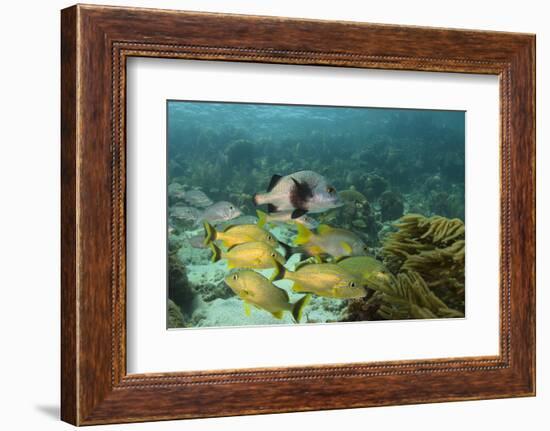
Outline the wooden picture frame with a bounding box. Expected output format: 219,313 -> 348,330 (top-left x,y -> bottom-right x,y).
61,4 -> 535,425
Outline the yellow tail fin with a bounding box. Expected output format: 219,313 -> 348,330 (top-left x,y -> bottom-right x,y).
203,221 -> 217,246
292,294 -> 311,323
256,210 -> 267,228
294,223 -> 313,246
209,242 -> 222,263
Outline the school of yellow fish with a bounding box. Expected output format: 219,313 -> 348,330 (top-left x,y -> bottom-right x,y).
203,212 -> 391,323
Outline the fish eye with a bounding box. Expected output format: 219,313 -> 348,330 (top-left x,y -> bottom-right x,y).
270,252 -> 276,257
229,205 -> 234,210
232,274 -> 238,281
326,186 -> 335,194
350,282 -> 356,288
267,235 -> 273,241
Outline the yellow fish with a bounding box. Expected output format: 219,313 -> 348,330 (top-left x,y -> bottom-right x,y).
225,270 -> 310,322
336,256 -> 391,285
294,223 -> 368,259
276,262 -> 366,299
256,210 -> 319,230
210,241 -> 286,279
203,221 -> 277,248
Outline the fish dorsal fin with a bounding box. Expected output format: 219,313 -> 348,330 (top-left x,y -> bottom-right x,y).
294,260 -> 310,271
313,255 -> 324,263
267,174 -> 283,192
226,243 -> 239,252
340,241 -> 353,255
317,224 -> 333,235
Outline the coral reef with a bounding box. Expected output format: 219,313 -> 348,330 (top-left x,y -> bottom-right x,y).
363,173 -> 388,200
379,190 -> 404,221
187,262 -> 233,302
381,213 -> 465,312
225,139 -> 256,167
367,271 -> 463,319
167,299 -> 186,328
168,251 -> 195,316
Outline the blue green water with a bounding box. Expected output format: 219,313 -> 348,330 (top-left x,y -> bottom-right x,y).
166,100 -> 465,328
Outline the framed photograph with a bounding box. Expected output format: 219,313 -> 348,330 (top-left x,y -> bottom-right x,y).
61,4 -> 535,425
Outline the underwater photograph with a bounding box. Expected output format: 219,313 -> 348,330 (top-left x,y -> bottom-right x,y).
166,100 -> 465,329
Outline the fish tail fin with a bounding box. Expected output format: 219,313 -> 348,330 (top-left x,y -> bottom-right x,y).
292,294 -> 311,323
209,242 -> 222,263
270,260 -> 287,282
203,221 -> 217,245
256,210 -> 267,228
277,240 -> 294,258
294,223 -> 313,245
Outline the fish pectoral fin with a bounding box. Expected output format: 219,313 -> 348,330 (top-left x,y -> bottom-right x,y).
243,302 -> 251,317
340,241 -> 353,255
239,289 -> 254,299
291,209 -> 308,219
293,260 -> 309,271
267,174 -> 283,192
271,310 -> 284,319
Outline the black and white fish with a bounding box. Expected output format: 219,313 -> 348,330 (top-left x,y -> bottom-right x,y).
253,170 -> 342,219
